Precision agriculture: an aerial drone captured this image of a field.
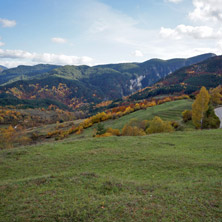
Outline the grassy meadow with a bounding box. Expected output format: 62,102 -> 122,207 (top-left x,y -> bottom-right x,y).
75,99 -> 194,139
1,130 -> 222,221
0,99 -> 221,221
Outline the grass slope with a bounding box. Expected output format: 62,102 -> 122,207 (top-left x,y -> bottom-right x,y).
105,99 -> 193,130
79,99 -> 194,139
1,129 -> 222,221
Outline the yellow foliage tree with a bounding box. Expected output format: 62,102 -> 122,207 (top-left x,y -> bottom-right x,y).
192,86 -> 210,129
210,85 -> 222,105
1,125 -> 16,148
146,116 -> 174,134
134,103 -> 140,110
182,110 -> 192,122
121,124 -> 146,136
106,128 -> 120,136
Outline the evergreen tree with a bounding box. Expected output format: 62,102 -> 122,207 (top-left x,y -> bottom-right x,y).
96,123 -> 106,135
202,105 -> 220,129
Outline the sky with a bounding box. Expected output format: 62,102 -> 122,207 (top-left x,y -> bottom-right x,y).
0,0 -> 221,68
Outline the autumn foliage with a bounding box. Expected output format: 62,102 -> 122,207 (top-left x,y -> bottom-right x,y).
46,94 -> 190,140
210,85 -> 222,105
0,125 -> 31,149
146,117 -> 174,134
182,110 -> 192,122
192,86 -> 210,129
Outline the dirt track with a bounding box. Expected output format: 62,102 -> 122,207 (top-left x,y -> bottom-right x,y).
215,107 -> 222,128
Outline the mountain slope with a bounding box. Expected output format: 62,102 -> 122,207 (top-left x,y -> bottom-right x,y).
0,76 -> 104,109
0,53 -> 216,109
0,64 -> 60,85
129,55 -> 222,101
0,65 -> 7,73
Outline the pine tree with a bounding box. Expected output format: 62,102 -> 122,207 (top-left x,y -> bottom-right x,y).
192,86 -> 210,129
96,123 -> 106,135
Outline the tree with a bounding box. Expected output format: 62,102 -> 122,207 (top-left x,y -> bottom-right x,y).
106,128 -> 120,136
121,124 -> 133,136
202,105 -> 220,129
210,86 -> 222,105
182,110 -> 192,122
1,125 -> 16,148
192,86 -> 210,129
146,116 -> 174,134
121,124 -> 145,136
96,123 -> 106,135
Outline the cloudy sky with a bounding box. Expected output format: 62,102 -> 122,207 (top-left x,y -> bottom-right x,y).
0,0 -> 221,68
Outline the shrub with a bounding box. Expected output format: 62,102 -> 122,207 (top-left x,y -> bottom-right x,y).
18,136 -> 32,145
95,132 -> 113,138
106,128 -> 120,136
96,123 -> 106,135
202,105 -> 220,129
146,116 -> 174,134
121,125 -> 146,136
182,110 -> 192,122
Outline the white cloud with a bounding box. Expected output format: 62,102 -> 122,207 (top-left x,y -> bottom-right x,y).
51,37 -> 67,44
73,0 -> 221,63
82,1 -> 143,46
0,60 -> 33,68
159,0 -> 222,59
132,50 -> 144,57
0,18 -> 16,27
1,0 -> 221,68
189,0 -> 222,22
160,25 -> 222,39
160,27 -> 181,40
0,49 -> 33,59
0,49 -> 93,68
217,40 -> 222,50
167,0 -> 183,3
0,37 -> 4,47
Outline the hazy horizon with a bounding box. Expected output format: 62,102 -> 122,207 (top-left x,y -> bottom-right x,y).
0,0 -> 221,68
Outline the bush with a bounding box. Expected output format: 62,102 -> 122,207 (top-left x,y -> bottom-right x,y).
146,116 -> 174,134
182,110 -> 192,122
18,136 -> 31,145
121,125 -> 146,136
96,123 -> 106,135
171,121 -> 180,129
202,105 -> 220,129
106,128 -> 120,136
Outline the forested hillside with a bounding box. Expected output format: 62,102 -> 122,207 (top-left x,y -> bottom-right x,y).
0,53 -> 215,109
129,55 -> 222,101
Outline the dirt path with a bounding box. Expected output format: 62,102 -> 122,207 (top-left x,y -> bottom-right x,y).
215,107 -> 222,128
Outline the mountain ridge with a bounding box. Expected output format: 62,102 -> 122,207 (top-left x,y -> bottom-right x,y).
0,53 -> 217,110
128,55 -> 222,101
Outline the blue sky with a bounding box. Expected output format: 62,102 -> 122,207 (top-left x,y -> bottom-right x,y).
0,0 -> 221,67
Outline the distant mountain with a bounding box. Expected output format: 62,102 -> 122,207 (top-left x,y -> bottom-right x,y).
0,64 -> 60,85
129,55 -> 222,101
0,65 -> 7,73
0,53 -> 216,109
0,93 -> 69,110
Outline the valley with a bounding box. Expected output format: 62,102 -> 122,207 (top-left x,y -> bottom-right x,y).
0,53 -> 221,222
0,53 -> 216,110
1,1 -> 222,221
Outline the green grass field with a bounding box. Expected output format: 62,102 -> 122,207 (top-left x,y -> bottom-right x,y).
1,129 -> 222,221
105,99 -> 193,129
1,99 -> 221,221
75,99 -> 194,139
